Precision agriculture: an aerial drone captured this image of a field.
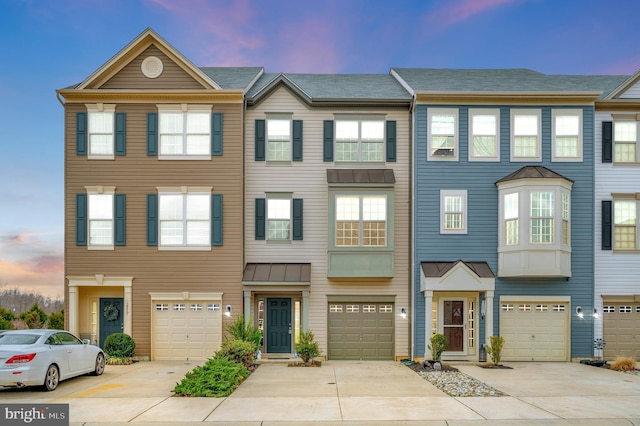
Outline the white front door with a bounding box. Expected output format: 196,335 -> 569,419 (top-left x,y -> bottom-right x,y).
440,298 -> 466,354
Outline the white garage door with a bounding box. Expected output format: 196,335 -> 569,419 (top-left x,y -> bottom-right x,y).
152,301 -> 222,360
500,301 -> 569,361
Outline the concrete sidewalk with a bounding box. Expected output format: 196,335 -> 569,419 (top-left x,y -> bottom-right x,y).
2,360 -> 640,424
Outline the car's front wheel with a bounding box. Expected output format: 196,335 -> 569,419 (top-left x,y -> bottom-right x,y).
93,353 -> 105,376
44,364 -> 59,391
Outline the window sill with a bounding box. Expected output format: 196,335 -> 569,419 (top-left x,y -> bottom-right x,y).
427,155 -> 458,162
158,155 -> 212,161
333,161 -> 386,166
612,249 -> 640,254
158,246 -> 212,251
88,245 -> 115,250
266,160 -> 292,166
266,239 -> 292,245
88,154 -> 115,160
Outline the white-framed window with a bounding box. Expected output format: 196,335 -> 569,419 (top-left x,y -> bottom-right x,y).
440,190 -> 467,234
614,121 -> 638,163
155,303 -> 169,311
158,104 -> 212,159
159,189 -> 211,248
501,304 -> 514,311
85,186 -> 116,249
552,304 -> 566,312
267,115 -> 291,161
530,191 -> 554,244
428,108 -> 458,161
504,192 -> 519,245
379,305 -> 393,313
329,304 -> 343,313
87,104 -> 116,158
346,304 -> 360,313
518,304 -> 532,312
535,304 -> 548,312
267,196 -> 291,241
468,109 -> 500,161
614,199 -> 637,250
363,305 -> 376,313
620,306 -> 632,313
603,306 -> 615,313
552,109 -> 582,161
562,193 -> 570,245
335,195 -> 387,247
335,119 -> 384,162
511,109 -> 541,161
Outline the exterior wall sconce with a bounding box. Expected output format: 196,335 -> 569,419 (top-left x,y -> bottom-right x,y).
575,306 -> 584,318
225,304 -> 232,317
400,307 -> 407,319
593,308 -> 599,319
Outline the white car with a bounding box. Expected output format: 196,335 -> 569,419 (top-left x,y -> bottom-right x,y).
0,329 -> 105,391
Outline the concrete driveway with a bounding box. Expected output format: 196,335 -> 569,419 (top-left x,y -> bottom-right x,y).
1,360 -> 640,424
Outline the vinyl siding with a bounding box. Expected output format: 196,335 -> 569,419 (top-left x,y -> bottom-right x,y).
594,110 -> 640,342
618,80 -> 640,99
414,104 -> 595,359
244,87 -> 411,359
64,102 -> 244,358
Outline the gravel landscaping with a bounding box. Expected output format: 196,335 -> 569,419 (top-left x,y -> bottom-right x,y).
406,362 -> 507,397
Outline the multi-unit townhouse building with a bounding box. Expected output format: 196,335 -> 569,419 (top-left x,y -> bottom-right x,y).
59,28 -> 639,362
594,71 -> 640,360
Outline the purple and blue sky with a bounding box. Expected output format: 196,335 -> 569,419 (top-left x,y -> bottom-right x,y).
1,0 -> 639,299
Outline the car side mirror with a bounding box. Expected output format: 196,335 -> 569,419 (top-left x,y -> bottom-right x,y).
82,339 -> 90,345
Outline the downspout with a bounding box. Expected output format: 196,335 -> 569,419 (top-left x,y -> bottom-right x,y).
409,93 -> 416,360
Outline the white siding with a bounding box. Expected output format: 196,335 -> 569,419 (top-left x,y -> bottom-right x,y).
618,79 -> 640,99
594,110 -> 640,342
244,87 -> 410,358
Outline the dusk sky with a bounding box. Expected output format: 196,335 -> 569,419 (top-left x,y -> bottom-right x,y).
2,0 -> 640,300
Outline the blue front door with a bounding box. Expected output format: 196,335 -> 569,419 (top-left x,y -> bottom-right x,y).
99,298 -> 123,349
266,298 -> 292,353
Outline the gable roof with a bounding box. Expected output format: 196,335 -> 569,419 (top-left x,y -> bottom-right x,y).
602,69 -> 640,99
496,166 -> 574,184
421,260 -> 495,278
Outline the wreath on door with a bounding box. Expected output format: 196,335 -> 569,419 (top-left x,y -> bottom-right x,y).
103,304 -> 120,322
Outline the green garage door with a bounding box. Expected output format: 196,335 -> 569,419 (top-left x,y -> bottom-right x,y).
328,302 -> 394,360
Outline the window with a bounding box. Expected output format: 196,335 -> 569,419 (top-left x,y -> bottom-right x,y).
535,304 -> 548,312
336,195 -> 386,246
603,306 -> 615,313
173,304 -> 186,311
428,108 -> 458,160
440,190 -> 467,234
159,191 -> 210,247
346,305 -> 359,313
552,110 -> 582,161
504,193 -> 519,245
335,119 -> 384,162
614,121 -> 637,163
87,105 -> 115,157
614,199 -> 637,250
88,193 -> 114,247
501,304 -> 514,311
155,304 -> 169,311
552,304 -> 566,312
530,192 -> 554,244
158,105 -> 211,158
469,109 -> 499,161
620,306 -> 632,313
511,109 -> 541,161
562,194 -> 570,245
267,116 -> 291,161
329,305 -> 343,313
267,197 -> 291,241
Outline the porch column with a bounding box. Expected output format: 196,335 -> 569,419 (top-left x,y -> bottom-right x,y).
423,290 -> 433,359
243,290 -> 251,324
302,289 -> 310,331
123,286 -> 132,336
68,285 -> 78,335
484,290 -> 494,346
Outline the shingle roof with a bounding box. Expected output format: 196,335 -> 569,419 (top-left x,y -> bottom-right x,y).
200,67 -> 263,90
496,166 -> 574,184
421,261 -> 495,278
242,263 -> 311,283
327,169 -> 396,184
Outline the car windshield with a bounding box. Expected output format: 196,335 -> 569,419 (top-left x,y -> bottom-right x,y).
0,334 -> 40,345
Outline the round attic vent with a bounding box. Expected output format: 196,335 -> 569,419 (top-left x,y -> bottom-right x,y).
141,56 -> 163,79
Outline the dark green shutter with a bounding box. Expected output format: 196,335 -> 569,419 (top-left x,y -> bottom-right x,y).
114,194 -> 126,246
212,113 -> 223,156
76,194 -> 87,246
386,120 -> 396,162
255,120 -> 265,161
602,200 -> 612,250
212,194 -> 223,246
293,198 -> 303,240
255,198 -> 266,240
115,112 -> 126,156
147,113 -> 158,156
76,112 -> 87,155
293,120 -> 303,161
147,194 -> 158,246
323,120 -> 334,162
602,121 -> 612,163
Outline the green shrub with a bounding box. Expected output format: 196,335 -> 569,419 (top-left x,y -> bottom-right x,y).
486,335 -> 505,365
103,333 -> 136,358
296,329 -> 321,363
173,357 -> 249,397
428,333 -> 447,361
225,315 -> 262,350
46,311 -> 64,330
214,339 -> 256,368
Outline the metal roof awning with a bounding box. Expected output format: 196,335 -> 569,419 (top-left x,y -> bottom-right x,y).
242,263 -> 311,285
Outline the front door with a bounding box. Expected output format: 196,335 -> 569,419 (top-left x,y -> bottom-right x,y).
442,299 -> 465,352
99,298 -> 124,349
266,298 -> 292,353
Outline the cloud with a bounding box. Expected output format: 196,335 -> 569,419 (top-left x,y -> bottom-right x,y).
421,0 -> 520,35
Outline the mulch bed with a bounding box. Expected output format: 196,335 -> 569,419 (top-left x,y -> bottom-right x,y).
288,360 -> 322,367
406,361 -> 459,372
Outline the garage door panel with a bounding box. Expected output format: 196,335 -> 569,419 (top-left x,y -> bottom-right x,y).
603,304 -> 640,360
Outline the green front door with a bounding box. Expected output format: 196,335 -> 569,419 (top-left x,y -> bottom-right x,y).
266,298 -> 292,353
99,298 -> 123,349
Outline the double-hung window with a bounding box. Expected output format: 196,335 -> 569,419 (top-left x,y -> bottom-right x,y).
428,109 -> 458,160
267,117 -> 291,161
336,195 -> 387,246
552,110 -> 582,161
440,190 -> 467,234
614,199 -> 637,250
159,191 -> 210,247
88,192 -> 114,247
267,197 -> 291,241
87,104 -> 115,158
469,109 -> 499,161
530,192 -> 554,244
511,109 -> 541,161
614,121 -> 638,163
335,119 -> 384,162
158,105 -> 212,158
504,193 -> 519,245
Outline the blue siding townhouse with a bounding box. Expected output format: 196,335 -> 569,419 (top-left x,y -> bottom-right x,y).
392,68 -> 605,362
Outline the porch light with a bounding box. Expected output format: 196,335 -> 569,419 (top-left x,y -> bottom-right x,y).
575,306 -> 583,318
593,308 -> 599,319
225,304 -> 232,317
400,307 -> 407,319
